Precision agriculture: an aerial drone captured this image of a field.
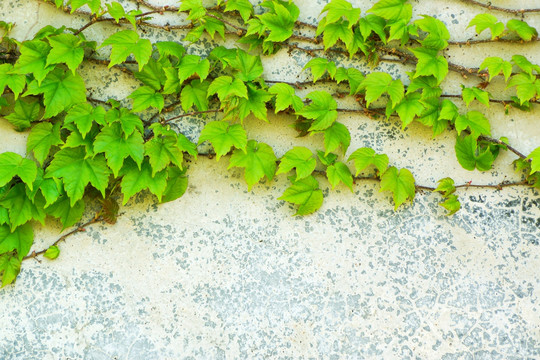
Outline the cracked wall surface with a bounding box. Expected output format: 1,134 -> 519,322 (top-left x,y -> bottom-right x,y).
0,0 -> 539,359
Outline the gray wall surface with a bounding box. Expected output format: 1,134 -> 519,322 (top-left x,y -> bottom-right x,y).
1,0 -> 539,359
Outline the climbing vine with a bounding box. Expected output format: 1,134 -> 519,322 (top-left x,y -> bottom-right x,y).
0,0 -> 539,286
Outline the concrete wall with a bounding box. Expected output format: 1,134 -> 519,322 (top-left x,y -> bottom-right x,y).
0,0 -> 539,358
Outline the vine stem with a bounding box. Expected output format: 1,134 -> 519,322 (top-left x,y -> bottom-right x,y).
73,10 -> 163,35
22,217 -> 102,261
459,0 -> 540,14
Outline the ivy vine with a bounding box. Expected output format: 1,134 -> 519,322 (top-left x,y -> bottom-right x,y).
0,0 -> 539,287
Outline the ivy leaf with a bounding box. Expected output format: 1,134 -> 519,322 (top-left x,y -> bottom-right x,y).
439,99 -> 459,122
268,83 -> 303,113
107,2 -> 126,23
105,107 -> 143,137
320,20 -> 354,51
144,133 -> 184,176
160,166 -> 188,203
46,33 -> 84,73
230,50 -> 264,82
43,245 -> 60,260
229,140 -> 277,190
134,58 -> 167,91
415,15 -> 450,50
0,152 -> 38,190
303,58 -> 337,83
46,147 -> 111,205
5,98 -> 42,131
454,134 -> 495,171
411,47 -> 448,85
234,85 -> 273,123
507,19 -> 538,41
163,67 -> 181,94
156,41 -> 186,62
417,98 -> 447,136
434,177 -> 456,197
321,0 -> 361,26
511,55 -> 540,75
198,121 -> 247,161
387,19 -> 410,45
128,86 -> 164,112
320,122 -> 350,156
406,73 -> 441,99
526,147 -> 540,174
258,2 -> 298,42
120,159 -> 168,205
326,161 -> 353,191
335,67 -> 365,95
0,254 -> 21,287
368,0 -> 412,22
178,0 -> 205,21
27,122 -> 63,166
358,14 -> 387,41
276,146 -> 316,180
64,103 -> 106,138
317,151 -> 338,166
479,57 -> 512,82
181,80 -> 210,112
440,194 -> 460,215
461,86 -> 491,107
0,223 -> 33,260
208,76 -> 248,101
99,30 -> 152,71
70,0 -> 101,14
278,175 -> 323,216
12,39 -> 53,84
23,67 -> 86,118
0,183 -> 45,230
177,55 -> 210,85
395,93 -> 425,128
44,196 -> 85,230
94,122 -> 144,176
0,64 -> 26,99
297,91 -> 338,131
224,0 -> 253,22
359,72 -> 404,108
348,147 -> 389,175
380,166 -> 415,209
467,14 -> 504,39
506,73 -> 538,105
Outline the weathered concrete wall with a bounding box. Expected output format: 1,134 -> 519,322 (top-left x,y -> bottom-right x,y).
0,0 -> 539,359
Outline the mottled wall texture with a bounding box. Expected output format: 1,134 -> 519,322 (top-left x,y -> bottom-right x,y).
1,0 -> 539,359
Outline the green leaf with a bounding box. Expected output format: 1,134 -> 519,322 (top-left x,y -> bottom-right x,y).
321,0 -> 361,26
0,152 -> 38,190
44,196 -> 85,230
230,50 -> 264,82
433,177 -> 455,197
27,122 -> 63,166
416,97 -> 447,136
258,2 -> 298,42
526,147 -> 540,174
415,15 -> 450,50
105,107 -> 143,137
70,0 -> 101,14
461,86 -> 490,107
368,0 -> 412,22
107,2 -> 126,23
406,73 -> 441,99
326,161 -> 353,191
358,14 -> 387,41
479,57 -> 513,82
43,245 -> 60,260
12,39 -> 53,84
380,166 -> 415,209
320,122 -> 350,156
439,99 -> 459,122
455,111 -> 491,138
348,147 -> 389,175
99,30 -> 152,71
511,55 -> 540,75
297,91 -> 338,131
5,98 -> 42,131
0,223 -> 33,260
156,41 -> 185,62
276,146 -> 316,180
46,147 -> 111,205
224,0 -> 253,22
0,64 -> 26,99
229,140 -> 277,190
23,67 -> 86,118
46,33 -> 84,73
359,72 -> 404,108
411,47 -> 448,85
64,103 -> 106,138
177,55 -> 210,85
440,194 -> 460,215
454,134 -> 495,171
94,122 -> 144,176
387,19 -> 410,45
506,73 -> 539,105
0,183 -> 45,230
234,85 -> 272,123
178,0 -> 205,21
303,58 -> 337,83
208,76 -> 248,101
181,80 -> 210,112
63,124 -> 97,156
507,19 -> 538,41
144,133 -> 184,176
317,151 -> 338,166
321,20 -> 354,51
162,166 -> 188,203
335,67 -> 365,95
198,121 -> 247,161
467,14 -> 504,39
163,67 -> 181,94
268,83 -> 303,112
120,159 -> 168,205
128,86 -> 164,112
278,175 -> 323,216
395,93 -> 424,128
0,254 -> 21,287
134,58 -> 167,91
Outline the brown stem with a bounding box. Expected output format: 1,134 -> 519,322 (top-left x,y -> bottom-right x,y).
164,109 -> 220,123
460,0 -> 540,15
